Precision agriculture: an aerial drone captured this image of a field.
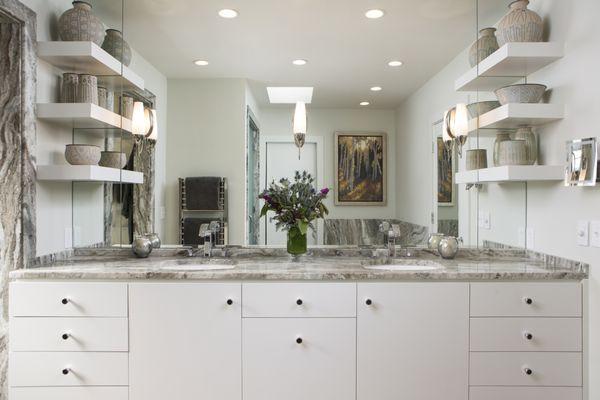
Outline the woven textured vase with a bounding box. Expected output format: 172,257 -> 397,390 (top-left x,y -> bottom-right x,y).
58,1 -> 105,45
497,0 -> 543,46
468,28 -> 499,67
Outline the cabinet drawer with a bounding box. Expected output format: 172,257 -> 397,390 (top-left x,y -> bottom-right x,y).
9,352 -> 128,387
242,282 -> 356,317
470,283 -> 581,317
470,317 -> 581,352
470,352 -> 581,387
10,387 -> 128,400
10,318 -> 128,352
243,318 -> 356,400
470,387 -> 582,400
10,282 -> 128,317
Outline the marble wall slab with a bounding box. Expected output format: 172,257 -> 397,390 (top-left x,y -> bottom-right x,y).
324,219 -> 428,246
0,1 -> 36,398
437,219 -> 458,237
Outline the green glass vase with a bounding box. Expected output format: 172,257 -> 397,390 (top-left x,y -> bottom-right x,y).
287,226 -> 307,256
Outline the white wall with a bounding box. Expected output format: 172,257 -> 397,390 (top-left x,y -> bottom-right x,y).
260,107 -> 398,221
165,79 -> 247,245
396,0 -> 600,397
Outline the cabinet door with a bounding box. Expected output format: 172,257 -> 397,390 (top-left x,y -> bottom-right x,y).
357,283 -> 469,400
129,283 -> 241,400
243,318 -> 356,400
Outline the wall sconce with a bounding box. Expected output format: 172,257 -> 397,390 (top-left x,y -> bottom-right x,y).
443,103 -> 469,156
131,101 -> 158,140
293,101 -> 307,159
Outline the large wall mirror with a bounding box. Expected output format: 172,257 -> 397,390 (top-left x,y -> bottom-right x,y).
48,0 -> 531,253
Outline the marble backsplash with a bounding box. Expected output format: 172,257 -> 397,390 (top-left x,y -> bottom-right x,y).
324,219 -> 428,246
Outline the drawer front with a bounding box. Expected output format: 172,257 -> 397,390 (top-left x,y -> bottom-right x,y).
470,387 -> 582,400
10,387 -> 128,400
470,317 -> 582,352
470,352 -> 582,387
243,318 -> 356,400
10,318 -> 128,352
242,282 -> 356,317
9,352 -> 128,387
470,282 -> 581,317
10,282 -> 128,317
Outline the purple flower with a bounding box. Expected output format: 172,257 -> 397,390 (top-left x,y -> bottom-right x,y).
263,195 -> 272,203
320,188 -> 330,195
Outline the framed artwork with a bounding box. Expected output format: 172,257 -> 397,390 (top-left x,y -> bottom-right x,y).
334,132 -> 387,206
437,137 -> 454,206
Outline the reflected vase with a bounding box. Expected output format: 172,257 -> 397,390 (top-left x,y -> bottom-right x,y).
493,132 -> 512,166
101,29 -> 132,66
468,27 -> 499,67
287,226 -> 307,256
512,127 -> 537,165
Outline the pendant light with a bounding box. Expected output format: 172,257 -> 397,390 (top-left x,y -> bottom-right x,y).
293,101 -> 307,159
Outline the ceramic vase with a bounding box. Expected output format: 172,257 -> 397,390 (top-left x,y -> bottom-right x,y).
466,149 -> 488,171
58,1 -> 105,45
61,73 -> 78,103
493,132 -> 512,166
120,95 -> 134,118
497,0 -> 543,46
468,27 -> 499,67
101,29 -> 132,66
512,127 -> 538,165
97,86 -> 107,109
76,74 -> 98,104
287,226 -> 307,256
498,140 -> 528,166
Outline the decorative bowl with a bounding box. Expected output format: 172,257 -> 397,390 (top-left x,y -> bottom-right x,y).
65,144 -> 101,165
466,101 -> 501,118
99,151 -> 127,169
494,84 -> 547,105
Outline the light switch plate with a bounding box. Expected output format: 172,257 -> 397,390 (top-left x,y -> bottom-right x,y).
590,221 -> 600,248
577,221 -> 589,247
478,211 -> 491,230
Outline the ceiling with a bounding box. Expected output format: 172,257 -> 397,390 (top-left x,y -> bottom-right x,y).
94,0 -> 506,108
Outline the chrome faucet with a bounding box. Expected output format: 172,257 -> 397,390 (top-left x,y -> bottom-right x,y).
379,221 -> 401,257
199,221 -> 221,257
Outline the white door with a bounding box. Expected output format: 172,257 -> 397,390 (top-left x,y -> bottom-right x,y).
129,283 -> 242,400
357,283 -> 469,400
260,139 -> 321,245
243,318 -> 356,400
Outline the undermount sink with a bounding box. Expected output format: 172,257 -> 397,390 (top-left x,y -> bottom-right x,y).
159,260 -> 236,271
362,260 -> 443,271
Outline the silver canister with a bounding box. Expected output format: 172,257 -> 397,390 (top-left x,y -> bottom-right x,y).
97,86 -> 108,109
132,236 -> 153,258
427,233 -> 445,253
61,73 -> 78,103
121,95 -> 134,118
76,74 -> 98,104
145,233 -> 161,249
438,236 -> 460,259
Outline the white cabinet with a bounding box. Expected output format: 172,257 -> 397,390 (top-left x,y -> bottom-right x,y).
128,283 -> 241,400
357,283 -> 469,400
243,318 -> 356,400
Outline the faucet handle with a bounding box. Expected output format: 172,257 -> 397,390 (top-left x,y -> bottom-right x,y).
391,224 -> 401,238
379,221 -> 391,233
209,221 -> 221,233
198,223 -> 210,237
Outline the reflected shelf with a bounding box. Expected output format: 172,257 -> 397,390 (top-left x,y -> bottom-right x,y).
37,165 -> 143,184
38,41 -> 145,92
468,103 -> 564,133
36,103 -> 133,133
455,165 -> 564,184
455,42 -> 564,92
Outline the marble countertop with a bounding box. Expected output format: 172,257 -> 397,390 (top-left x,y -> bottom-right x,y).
10,247 -> 588,281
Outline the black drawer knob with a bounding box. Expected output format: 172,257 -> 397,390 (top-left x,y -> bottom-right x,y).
62,333 -> 70,340
61,298 -> 69,305
523,367 -> 533,376
226,299 -> 233,306
296,337 -> 303,344
62,368 -> 70,375
296,299 -> 303,306
365,299 -> 373,306
524,332 -> 533,340
524,297 -> 533,305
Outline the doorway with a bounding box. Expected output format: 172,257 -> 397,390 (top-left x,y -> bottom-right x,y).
259,136 -> 323,246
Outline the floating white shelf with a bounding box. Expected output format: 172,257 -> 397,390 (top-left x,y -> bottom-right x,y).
455,42 -> 564,92
468,103 -> 564,133
36,103 -> 132,133
37,165 -> 144,184
38,41 -> 145,92
455,165 -> 564,184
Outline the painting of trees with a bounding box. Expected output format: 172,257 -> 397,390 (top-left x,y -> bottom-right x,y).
335,133 -> 386,205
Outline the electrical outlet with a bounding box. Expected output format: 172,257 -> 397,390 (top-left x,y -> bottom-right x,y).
64,227 -> 73,248
577,221 -> 589,247
590,221 -> 600,248
478,211 -> 491,230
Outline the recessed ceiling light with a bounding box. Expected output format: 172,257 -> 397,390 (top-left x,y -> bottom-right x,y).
370,86 -> 383,92
194,60 -> 209,66
292,59 -> 308,66
365,9 -> 385,19
388,60 -> 403,67
218,9 -> 238,18
360,101 -> 370,106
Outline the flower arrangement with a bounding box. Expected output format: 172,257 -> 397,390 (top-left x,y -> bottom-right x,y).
259,171 -> 329,255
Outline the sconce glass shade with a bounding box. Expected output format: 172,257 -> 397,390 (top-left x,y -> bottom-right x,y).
293,102 -> 307,134
131,101 -> 146,136
148,109 -> 158,140
454,103 -> 469,138
442,110 -> 453,142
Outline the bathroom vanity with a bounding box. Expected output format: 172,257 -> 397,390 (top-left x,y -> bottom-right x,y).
7,250 -> 587,400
